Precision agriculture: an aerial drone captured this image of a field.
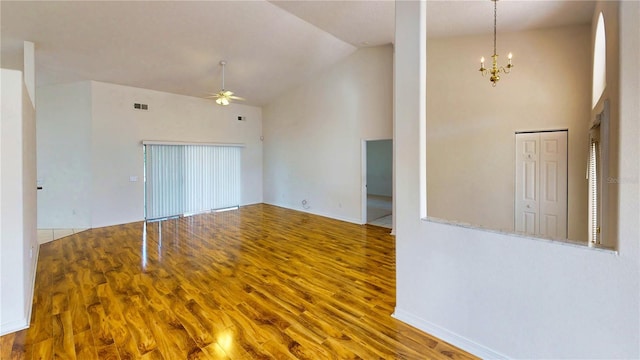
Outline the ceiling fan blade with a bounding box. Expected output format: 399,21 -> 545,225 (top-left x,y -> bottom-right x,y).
229,95 -> 245,101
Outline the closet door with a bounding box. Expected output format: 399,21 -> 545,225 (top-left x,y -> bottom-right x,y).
515,131 -> 567,239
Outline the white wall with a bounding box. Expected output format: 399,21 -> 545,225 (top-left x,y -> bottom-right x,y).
394,1 -> 639,358
426,26 -> 590,241
263,46 -> 393,223
366,139 -> 392,197
37,82 -> 92,228
1,68 -> 38,336
37,81 -> 263,229
592,1 -> 621,249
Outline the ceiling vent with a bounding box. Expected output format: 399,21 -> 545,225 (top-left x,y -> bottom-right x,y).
133,103 -> 148,110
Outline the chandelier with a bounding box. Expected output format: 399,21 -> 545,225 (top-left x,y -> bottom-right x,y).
478,0 -> 513,86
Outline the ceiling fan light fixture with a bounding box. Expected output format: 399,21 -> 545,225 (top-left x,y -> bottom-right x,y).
210,60 -> 244,106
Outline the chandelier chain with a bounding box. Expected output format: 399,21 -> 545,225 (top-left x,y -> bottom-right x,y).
493,0 -> 497,56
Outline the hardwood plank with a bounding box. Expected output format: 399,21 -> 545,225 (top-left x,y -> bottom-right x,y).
67,285 -> 91,334
30,338 -> 53,360
183,297 -> 232,341
86,302 -> 115,347
143,301 -> 201,359
50,290 -> 69,316
1,331 -> 16,359
95,283 -> 142,360
139,309 -> 185,360
283,310 -> 340,345
0,204 -> 478,360
199,342 -> 230,359
12,329 -> 32,360
165,290 -> 215,349
24,304 -> 52,346
207,328 -> 250,360
73,330 -> 98,360
95,343 -> 120,360
322,334 -> 385,360
52,311 -> 76,360
138,348 -> 165,360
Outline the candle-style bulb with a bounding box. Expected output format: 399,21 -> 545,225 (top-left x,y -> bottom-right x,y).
508,53 -> 513,60
481,56 -> 485,63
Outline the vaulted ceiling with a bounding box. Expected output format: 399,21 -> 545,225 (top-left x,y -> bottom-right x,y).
1,1 -> 594,107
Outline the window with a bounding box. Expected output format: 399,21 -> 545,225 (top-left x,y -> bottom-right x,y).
589,11 -> 609,247
592,12 -> 606,108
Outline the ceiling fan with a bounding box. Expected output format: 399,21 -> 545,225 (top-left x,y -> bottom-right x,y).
208,60 -> 245,106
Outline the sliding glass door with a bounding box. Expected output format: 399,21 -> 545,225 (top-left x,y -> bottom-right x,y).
144,143 -> 241,221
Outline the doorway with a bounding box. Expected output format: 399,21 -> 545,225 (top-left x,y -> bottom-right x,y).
514,130 -> 568,238
362,139 -> 392,228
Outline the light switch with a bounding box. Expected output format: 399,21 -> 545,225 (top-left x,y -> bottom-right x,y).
129,176 -> 138,182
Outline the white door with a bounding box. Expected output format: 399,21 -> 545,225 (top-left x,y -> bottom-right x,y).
515,131 -> 568,238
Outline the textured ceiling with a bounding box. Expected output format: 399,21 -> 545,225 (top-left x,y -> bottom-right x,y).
426,1 -> 596,39
270,0 -> 395,47
1,1 -> 595,107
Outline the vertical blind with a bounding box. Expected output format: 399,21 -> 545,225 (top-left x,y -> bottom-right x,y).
588,134 -> 601,245
588,101 -> 609,247
144,143 -> 241,220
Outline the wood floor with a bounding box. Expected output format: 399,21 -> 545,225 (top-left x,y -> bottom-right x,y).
1,204 -> 477,360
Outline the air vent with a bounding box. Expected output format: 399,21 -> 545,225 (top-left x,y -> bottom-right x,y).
134,103 -> 149,110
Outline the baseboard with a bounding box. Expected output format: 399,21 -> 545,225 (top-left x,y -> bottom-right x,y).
263,201 -> 362,225
37,228 -> 91,244
24,242 -> 39,329
0,318 -> 28,337
392,308 -> 508,360
0,239 -> 40,337
38,237 -> 53,245
304,208 -> 362,225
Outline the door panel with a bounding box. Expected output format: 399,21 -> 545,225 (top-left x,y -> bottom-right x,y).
539,132 -> 567,238
524,211 -> 536,234
542,214 -> 559,238
515,133 -> 539,235
524,161 -> 537,201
